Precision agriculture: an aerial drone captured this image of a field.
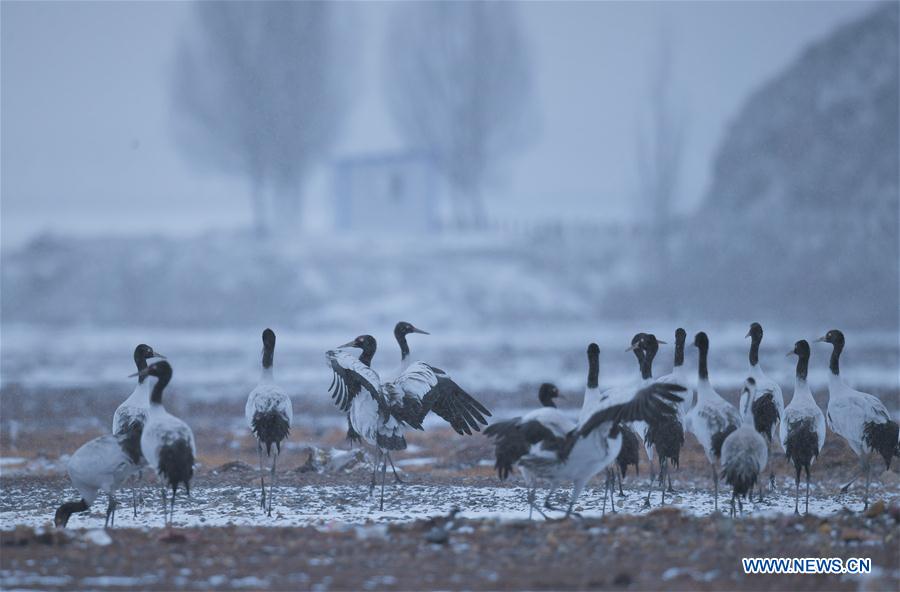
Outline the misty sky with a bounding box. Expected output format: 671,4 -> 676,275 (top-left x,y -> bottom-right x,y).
1,1 -> 875,247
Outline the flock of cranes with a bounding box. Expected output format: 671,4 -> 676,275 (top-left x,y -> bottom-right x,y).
53,322 -> 898,527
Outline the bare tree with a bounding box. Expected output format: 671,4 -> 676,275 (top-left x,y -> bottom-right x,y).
384,2 -> 535,228
172,1 -> 350,237
636,28 -> 688,279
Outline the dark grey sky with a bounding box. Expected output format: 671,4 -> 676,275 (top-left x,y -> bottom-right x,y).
1,1 -> 875,247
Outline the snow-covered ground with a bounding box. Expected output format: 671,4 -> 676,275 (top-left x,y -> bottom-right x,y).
3,479 -> 896,531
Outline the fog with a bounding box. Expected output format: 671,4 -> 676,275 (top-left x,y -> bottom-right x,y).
1,1 -> 875,244
1,1 -> 897,399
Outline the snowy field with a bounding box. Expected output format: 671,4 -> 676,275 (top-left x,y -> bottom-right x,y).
2,480 -> 897,532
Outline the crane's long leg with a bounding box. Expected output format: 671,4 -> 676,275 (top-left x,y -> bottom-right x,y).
528,486 -> 534,520
169,487 -> 176,526
768,439 -> 777,492
615,466 -> 623,497
105,493 -> 118,528
862,458 -> 872,512
609,470 -> 618,514
644,468 -> 653,508
387,453 -> 404,484
602,471 -> 610,516
564,480 -> 585,519
369,448 -> 382,496
160,487 -> 168,526
267,451 -> 278,517
379,455 -> 388,511
805,470 -> 811,515
526,485 -> 547,520
712,466 -> 719,513
794,468 -> 801,515
840,460 -> 864,494
543,485 -> 563,513
660,461 -> 668,506
257,444 -> 267,510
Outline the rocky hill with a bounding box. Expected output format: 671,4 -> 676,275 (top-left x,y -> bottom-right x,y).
658,3 -> 899,327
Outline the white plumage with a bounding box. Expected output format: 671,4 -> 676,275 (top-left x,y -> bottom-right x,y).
780,339 -> 826,514
112,383 -> 150,438
54,434 -> 140,527
138,361 -> 195,525
738,323 -> 785,501
721,379 -> 769,517
818,330 -> 899,510
684,332 -> 741,512
327,329 -> 491,510
141,409 -> 196,472
488,343 -> 686,518
485,403 -> 576,519
246,329 -> 292,516
112,343 -> 163,438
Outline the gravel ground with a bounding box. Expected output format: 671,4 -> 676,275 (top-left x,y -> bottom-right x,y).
2,392 -> 899,590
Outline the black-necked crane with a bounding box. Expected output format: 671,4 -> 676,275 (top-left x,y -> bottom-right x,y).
137,360 -> 195,525
487,343 -> 685,518
484,382 -> 574,519
684,332 -> 742,513
739,322 -> 784,498
781,339 -> 826,514
640,332 -> 686,507
245,328 -> 292,516
326,333 -> 490,510
111,343 -> 164,516
817,329 -> 899,511
54,433 -> 141,528
721,378 -> 769,517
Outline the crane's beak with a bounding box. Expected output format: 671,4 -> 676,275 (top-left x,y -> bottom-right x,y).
556,393 -> 567,401
129,367 -> 152,379
814,336 -> 827,343
656,340 -> 668,345
412,327 -> 430,335
337,340 -> 357,349
786,350 -> 795,357
625,343 -> 639,352
150,352 -> 166,360
744,330 -> 752,338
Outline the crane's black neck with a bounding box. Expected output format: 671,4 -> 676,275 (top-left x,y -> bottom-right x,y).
674,339 -> 685,367
134,349 -> 149,384
641,347 -> 656,380
829,342 -> 842,376
632,346 -> 645,378
262,342 -> 274,370
749,335 -> 761,367
539,392 -> 557,408
149,372 -> 172,405
697,343 -> 709,380
395,330 -> 410,361
359,343 -> 376,367
796,350 -> 809,381
587,350 -> 599,389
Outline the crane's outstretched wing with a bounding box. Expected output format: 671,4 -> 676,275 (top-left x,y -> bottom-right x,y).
576,383 -> 685,445
325,350 -> 383,412
387,362 -> 491,435
484,418 -> 562,480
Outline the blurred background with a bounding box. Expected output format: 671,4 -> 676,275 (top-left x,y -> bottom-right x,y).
1,1 -> 897,413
